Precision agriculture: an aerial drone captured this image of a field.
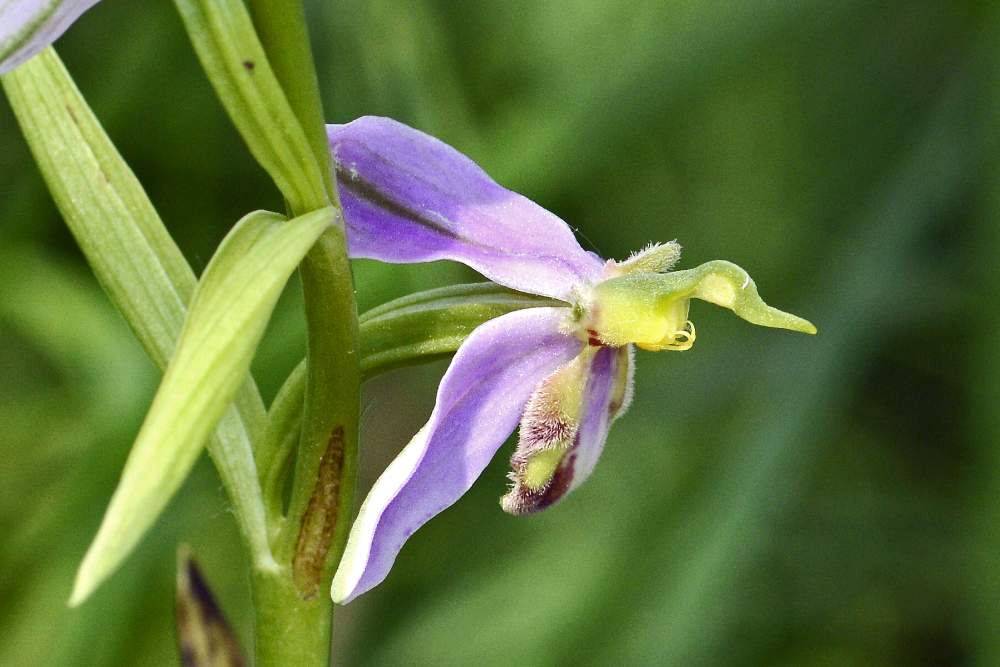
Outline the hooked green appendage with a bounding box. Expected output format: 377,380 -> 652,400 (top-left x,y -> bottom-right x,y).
574,258 -> 816,351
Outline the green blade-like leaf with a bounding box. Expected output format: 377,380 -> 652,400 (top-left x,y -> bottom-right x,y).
71,207 -> 332,605
357,283 -> 560,377
173,0 -> 328,213
1,48 -> 274,582
259,361 -> 308,526
2,48 -> 198,366
256,283 -> 558,515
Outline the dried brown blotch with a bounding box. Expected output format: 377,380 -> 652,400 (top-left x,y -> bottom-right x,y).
292,426 -> 345,598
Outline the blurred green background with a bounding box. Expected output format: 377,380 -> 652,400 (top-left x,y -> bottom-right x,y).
1,0 -> 994,665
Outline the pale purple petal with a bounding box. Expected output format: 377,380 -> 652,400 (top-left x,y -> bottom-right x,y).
331,307 -> 582,603
328,117 -> 604,300
0,0 -> 100,74
567,345 -> 632,490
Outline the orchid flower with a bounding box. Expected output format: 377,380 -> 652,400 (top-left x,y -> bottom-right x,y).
327,116 -> 817,603
0,1 -> 100,74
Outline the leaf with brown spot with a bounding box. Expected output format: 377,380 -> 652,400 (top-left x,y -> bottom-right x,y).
292,426 -> 345,598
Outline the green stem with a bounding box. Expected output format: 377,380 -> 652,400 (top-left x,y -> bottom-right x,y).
252,570 -> 332,667
251,235 -> 358,667
244,2 -> 360,665
285,229 -> 360,578
246,0 -> 337,203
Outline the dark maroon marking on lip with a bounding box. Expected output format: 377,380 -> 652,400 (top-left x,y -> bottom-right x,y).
503,451 -> 576,515
518,416 -> 574,453
536,452 -> 576,510
242,60 -> 255,71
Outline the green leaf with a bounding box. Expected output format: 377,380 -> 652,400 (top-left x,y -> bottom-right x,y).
357,283 -> 560,377
259,361 -> 306,526
1,48 -> 275,586
2,49 -> 198,365
173,0 -> 328,213
256,283 -> 558,516
71,207 -> 332,606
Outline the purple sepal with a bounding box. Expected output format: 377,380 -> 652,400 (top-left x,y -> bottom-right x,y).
328,117 -> 604,300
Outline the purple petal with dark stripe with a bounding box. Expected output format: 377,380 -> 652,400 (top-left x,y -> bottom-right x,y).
331,307 -> 582,603
328,117 -> 604,300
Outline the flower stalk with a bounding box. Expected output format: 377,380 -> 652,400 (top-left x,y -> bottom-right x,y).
242,0 -> 361,664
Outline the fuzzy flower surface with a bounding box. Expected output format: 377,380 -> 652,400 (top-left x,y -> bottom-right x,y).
0,0 -> 100,74
327,116 -> 817,603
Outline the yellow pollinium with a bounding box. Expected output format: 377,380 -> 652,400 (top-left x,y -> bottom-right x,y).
635,320 -> 696,352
